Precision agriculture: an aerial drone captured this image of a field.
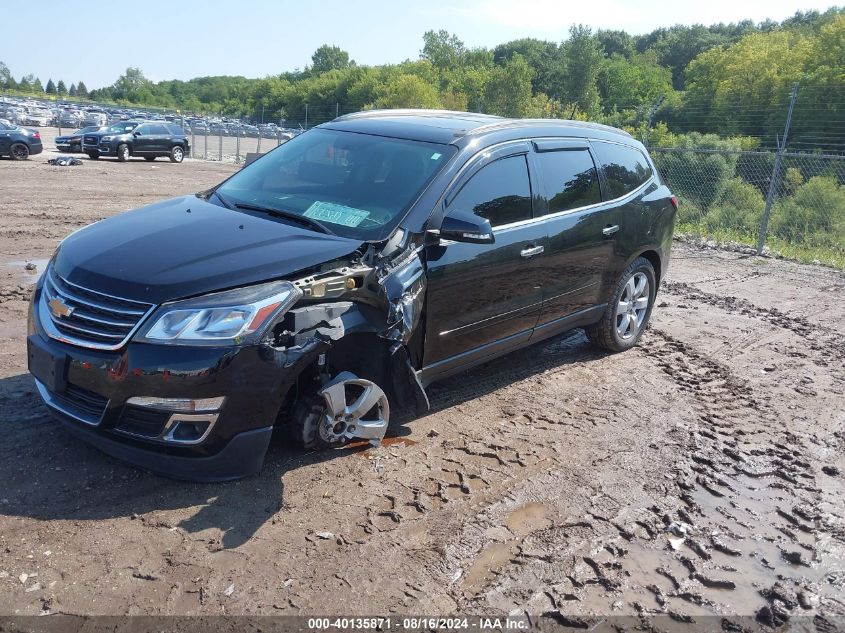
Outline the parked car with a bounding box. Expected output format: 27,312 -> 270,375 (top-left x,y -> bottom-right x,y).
28,110 -> 676,481
82,120 -> 189,162
0,119 -> 43,160
82,110 -> 108,127
22,108 -> 51,127
55,126 -> 105,153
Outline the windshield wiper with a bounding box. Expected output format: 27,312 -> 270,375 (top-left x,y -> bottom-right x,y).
233,202 -> 335,236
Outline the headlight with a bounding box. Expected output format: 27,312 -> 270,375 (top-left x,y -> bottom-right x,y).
100,135 -> 113,141
135,280 -> 301,346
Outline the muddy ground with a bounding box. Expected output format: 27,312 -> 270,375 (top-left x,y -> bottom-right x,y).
0,154 -> 843,628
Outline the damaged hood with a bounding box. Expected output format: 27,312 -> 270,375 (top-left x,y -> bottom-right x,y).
53,195 -> 363,304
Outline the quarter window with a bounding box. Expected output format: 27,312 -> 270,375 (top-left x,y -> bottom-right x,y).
591,141 -> 653,199
535,149 -> 601,214
449,155 -> 533,227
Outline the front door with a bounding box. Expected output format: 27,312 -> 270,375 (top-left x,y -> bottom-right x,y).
424,145 -> 548,370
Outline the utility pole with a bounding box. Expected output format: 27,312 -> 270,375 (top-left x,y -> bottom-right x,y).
644,95 -> 665,148
757,83 -> 799,255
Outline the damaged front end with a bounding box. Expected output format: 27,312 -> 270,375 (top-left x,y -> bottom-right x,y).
259,237 -> 430,446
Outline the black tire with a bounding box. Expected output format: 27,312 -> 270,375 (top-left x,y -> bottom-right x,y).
291,395 -> 343,450
87,151 -> 99,159
9,143 -> 29,161
144,156 -> 156,161
586,256 -> 657,353
116,143 -> 130,162
169,145 -> 185,163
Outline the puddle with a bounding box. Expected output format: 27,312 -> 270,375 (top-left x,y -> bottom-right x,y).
506,502 -> 552,536
6,259 -> 49,282
463,540 -> 520,592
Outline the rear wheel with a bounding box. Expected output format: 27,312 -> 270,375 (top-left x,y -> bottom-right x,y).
87,151 -> 99,159
9,143 -> 29,161
116,144 -> 130,162
169,145 -> 185,163
586,256 -> 656,353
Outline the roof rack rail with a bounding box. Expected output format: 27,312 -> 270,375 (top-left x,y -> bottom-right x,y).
466,118 -> 633,138
333,109 -> 503,122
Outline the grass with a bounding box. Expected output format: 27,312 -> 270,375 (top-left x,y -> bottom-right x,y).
676,222 -> 845,270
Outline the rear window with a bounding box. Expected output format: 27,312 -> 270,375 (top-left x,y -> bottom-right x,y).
535,149 -> 601,214
591,141 -> 653,199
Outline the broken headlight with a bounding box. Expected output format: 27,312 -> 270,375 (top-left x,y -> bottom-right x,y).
135,280 -> 301,346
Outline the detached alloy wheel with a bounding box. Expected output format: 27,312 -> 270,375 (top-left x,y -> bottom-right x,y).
170,146 -> 184,163
117,143 -> 130,162
9,143 -> 29,161
586,256 -> 656,352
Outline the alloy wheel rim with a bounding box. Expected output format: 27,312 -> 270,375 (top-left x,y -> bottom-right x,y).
173,147 -> 183,161
616,272 -> 649,340
12,145 -> 27,159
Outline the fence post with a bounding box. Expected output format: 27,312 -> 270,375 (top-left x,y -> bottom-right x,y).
191,127 -> 195,159
644,95 -> 664,148
236,126 -> 241,164
757,84 -> 799,255
218,129 -> 223,162
204,130 -> 208,160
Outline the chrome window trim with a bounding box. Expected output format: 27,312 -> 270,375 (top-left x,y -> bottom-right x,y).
437,135 -> 656,235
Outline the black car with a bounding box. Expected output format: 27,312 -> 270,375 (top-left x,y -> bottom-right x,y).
55,126 -> 105,153
28,110 -> 677,481
82,120 -> 189,162
0,119 -> 43,160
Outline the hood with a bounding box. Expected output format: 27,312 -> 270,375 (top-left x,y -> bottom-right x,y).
53,195 -> 363,304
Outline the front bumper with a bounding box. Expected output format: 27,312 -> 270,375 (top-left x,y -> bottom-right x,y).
27,280 -> 307,481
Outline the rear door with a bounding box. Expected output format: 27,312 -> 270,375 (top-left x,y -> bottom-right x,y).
531,140 -> 621,328
424,142 -> 549,368
0,122 -> 10,154
146,123 -> 171,153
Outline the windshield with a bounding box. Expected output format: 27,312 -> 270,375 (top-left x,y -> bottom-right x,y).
214,128 -> 456,240
104,122 -> 138,134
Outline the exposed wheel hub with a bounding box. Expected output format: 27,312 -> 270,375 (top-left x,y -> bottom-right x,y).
318,371 -> 390,445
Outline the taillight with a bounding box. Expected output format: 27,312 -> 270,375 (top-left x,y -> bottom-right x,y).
670,196 -> 679,210
32,132 -> 41,139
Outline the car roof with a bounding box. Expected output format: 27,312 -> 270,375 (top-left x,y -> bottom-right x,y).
322,109 -> 633,146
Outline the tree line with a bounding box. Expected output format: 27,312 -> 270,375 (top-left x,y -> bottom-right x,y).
1,7 -> 842,149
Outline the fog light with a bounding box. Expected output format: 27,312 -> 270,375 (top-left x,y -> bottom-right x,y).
126,396 -> 225,412
167,420 -> 211,442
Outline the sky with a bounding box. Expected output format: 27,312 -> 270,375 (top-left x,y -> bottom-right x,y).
3,0 -> 841,89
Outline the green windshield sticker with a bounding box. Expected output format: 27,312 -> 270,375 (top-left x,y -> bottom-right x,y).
303,201 -> 370,228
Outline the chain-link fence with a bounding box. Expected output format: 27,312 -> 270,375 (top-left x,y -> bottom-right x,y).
651,148 -> 845,267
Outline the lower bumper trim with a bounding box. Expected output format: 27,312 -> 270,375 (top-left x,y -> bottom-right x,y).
57,418 -> 273,482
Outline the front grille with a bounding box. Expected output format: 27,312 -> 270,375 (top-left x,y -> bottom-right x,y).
41,267 -> 154,350
83,136 -> 98,145
48,383 -> 109,425
115,406 -> 170,438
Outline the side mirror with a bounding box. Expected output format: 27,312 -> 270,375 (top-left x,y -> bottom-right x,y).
436,211 -> 495,244
133,131 -> 141,136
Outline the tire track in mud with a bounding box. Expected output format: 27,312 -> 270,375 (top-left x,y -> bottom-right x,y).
662,280 -> 845,366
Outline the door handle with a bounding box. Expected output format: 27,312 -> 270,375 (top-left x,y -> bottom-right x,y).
520,245 -> 544,258
602,224 -> 620,237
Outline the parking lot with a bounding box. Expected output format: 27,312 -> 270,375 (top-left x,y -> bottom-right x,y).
0,154 -> 843,625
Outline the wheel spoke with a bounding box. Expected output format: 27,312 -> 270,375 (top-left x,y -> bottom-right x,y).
320,382 -> 347,417
633,275 -> 648,298
624,276 -> 636,300
634,296 -> 649,310
617,300 -> 630,316
346,385 -> 382,421
617,314 -> 631,336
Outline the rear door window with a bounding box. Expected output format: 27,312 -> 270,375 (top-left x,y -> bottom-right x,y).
591,141 -> 653,199
535,149 -> 601,214
149,123 -> 169,135
448,155 -> 533,228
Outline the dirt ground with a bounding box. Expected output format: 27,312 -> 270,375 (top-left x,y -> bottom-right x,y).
0,153 -> 843,628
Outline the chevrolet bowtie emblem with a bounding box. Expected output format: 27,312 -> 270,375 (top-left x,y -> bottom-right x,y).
49,297 -> 75,319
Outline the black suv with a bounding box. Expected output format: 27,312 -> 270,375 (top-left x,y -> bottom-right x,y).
28,110 -> 676,481
82,120 -> 189,162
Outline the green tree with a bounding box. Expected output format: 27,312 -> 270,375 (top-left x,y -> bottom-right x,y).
0,61 -> 10,87
69,83 -> 77,96
110,67 -> 151,101
310,45 -> 351,75
771,176 -> 845,246
560,25 -> 603,115
484,53 -> 535,117
597,29 -> 635,58
76,81 -> 88,98
45,78 -> 56,94
421,30 -> 465,71
56,80 -> 67,95
492,38 -> 562,96
32,77 -> 43,93
704,177 -> 765,233
598,52 -> 671,110
374,74 -> 441,109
